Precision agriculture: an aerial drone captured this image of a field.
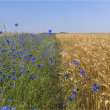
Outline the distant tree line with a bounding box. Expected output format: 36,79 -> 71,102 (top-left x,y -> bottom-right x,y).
60,32 -> 68,33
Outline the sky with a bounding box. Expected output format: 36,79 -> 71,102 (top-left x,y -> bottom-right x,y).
0,0 -> 110,33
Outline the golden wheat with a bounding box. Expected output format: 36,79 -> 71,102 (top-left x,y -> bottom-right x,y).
56,33 -> 110,110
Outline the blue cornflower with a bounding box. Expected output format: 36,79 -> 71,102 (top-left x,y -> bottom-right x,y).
22,52 -> 25,54
49,33 -> 52,35
96,86 -> 101,90
20,65 -> 24,68
63,101 -> 66,106
0,31 -> 2,34
8,100 -> 12,102
65,74 -> 70,79
13,62 -> 16,65
56,42 -> 58,45
3,49 -> 7,52
29,54 -> 33,57
42,55 -> 45,57
32,60 -> 36,63
92,87 -> 98,93
7,40 -> 10,44
17,52 -> 20,54
69,96 -> 74,101
60,49 -> 62,52
12,77 -> 17,80
45,52 -> 48,55
49,57 -> 54,63
94,84 -> 101,90
12,71 -> 16,74
30,75 -> 37,80
12,49 -> 15,51
7,40 -> 10,42
23,55 -> 27,58
27,57 -> 30,60
94,84 -> 97,87
32,57 -> 36,60
76,88 -> 79,91
15,23 -> 18,26
72,91 -> 76,95
40,56 -> 44,60
18,56 -> 21,58
92,84 -> 101,93
79,70 -> 84,75
32,106 -> 35,110
48,29 -> 52,33
6,74 -> 10,78
0,71 -> 3,73
20,70 -> 24,73
37,64 -> 42,68
11,106 -> 15,109
2,106 -> 7,110
19,51 -> 22,54
19,45 -> 22,48
74,61 -> 79,66
2,43 -> 6,46
88,78 -> 91,81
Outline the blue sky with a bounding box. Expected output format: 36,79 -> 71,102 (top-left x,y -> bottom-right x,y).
0,1 -> 110,33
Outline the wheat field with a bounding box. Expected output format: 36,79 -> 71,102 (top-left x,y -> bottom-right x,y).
55,33 -> 110,110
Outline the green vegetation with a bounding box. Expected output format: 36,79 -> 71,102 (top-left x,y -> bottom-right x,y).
0,33 -> 64,109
